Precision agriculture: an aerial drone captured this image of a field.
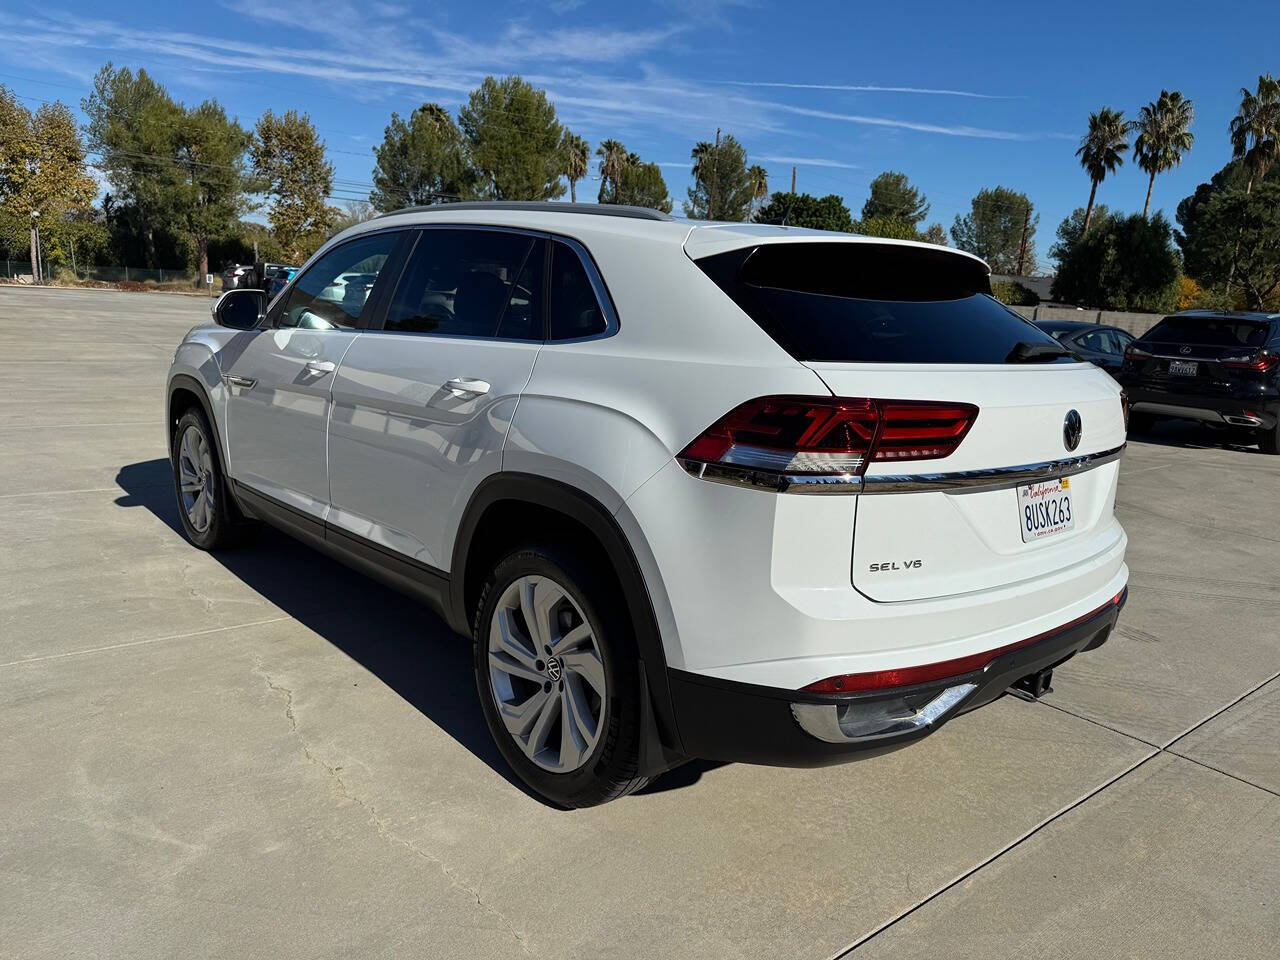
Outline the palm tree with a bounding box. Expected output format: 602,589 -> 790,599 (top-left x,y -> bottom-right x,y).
562,133 -> 589,203
747,164 -> 769,217
1075,107 -> 1129,234
1229,74 -> 1280,193
1132,90 -> 1195,219
689,139 -> 724,218
596,139 -> 627,199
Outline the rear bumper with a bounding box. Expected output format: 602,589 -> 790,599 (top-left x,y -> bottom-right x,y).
667,589 -> 1126,767
1125,385 -> 1280,428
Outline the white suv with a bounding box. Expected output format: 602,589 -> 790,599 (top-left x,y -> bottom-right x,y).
167,202 -> 1129,807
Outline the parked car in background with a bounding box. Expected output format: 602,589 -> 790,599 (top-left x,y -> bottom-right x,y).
260,263 -> 298,300
168,202 -> 1128,806
1118,310 -> 1280,453
1034,320 -> 1134,377
220,264 -> 256,291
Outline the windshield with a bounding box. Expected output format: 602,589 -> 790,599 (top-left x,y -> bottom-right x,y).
696,242 -> 1071,365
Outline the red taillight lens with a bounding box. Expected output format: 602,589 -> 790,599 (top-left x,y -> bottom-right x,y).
1124,344 -> 1151,363
678,397 -> 978,477
1222,352 -> 1280,372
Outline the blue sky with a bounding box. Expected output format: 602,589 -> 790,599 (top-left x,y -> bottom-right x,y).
4,0 -> 1274,270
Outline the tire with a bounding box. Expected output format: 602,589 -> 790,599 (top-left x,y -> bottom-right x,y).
1259,421 -> 1280,455
1127,412 -> 1155,436
473,546 -> 649,808
171,407 -> 256,549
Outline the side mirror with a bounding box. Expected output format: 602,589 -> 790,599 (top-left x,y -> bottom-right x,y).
213,288 -> 266,330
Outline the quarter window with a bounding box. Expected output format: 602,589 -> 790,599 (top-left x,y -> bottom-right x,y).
549,240 -> 608,340
278,232 -> 398,330
384,229 -> 543,339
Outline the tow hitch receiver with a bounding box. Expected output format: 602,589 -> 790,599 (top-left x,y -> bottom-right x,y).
1008,667 -> 1054,702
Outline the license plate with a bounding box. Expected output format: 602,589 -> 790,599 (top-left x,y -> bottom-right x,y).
1168,360 -> 1198,376
1017,478 -> 1075,543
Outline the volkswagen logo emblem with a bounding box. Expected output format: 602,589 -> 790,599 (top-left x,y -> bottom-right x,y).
1063,409 -> 1083,452
1180,345 -> 1192,355
545,656 -> 563,682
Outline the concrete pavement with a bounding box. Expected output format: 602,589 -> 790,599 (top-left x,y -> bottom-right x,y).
1,286 -> 1276,959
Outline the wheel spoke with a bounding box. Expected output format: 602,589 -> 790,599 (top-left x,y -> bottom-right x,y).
196,489 -> 212,529
560,648 -> 605,697
181,429 -> 196,466
524,690 -> 560,759
551,621 -> 591,656
558,692 -> 583,769
488,650 -> 544,685
518,579 -> 542,646
180,480 -> 203,494
490,609 -> 538,668
563,675 -> 598,745
498,687 -> 550,739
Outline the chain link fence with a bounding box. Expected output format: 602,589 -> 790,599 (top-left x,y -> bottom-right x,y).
2,259 -> 206,289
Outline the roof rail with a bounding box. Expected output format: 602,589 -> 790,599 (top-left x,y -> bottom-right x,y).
375,200 -> 675,222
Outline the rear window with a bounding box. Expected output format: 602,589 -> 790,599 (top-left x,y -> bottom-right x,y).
695,243 -> 1069,364
1142,316 -> 1270,348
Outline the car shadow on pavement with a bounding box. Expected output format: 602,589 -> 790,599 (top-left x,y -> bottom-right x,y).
114,458 -> 719,804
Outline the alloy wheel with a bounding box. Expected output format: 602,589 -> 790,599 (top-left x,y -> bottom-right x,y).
177,424 -> 215,533
487,575 -> 607,773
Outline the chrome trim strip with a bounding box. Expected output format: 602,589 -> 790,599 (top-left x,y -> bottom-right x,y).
791,682 -> 978,744
677,443 -> 1126,495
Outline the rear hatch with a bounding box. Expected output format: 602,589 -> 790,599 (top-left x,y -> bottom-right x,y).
1127,314 -> 1276,397
692,238 -> 1126,603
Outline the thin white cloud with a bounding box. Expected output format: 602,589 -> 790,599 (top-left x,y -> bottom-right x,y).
714,80 -> 1017,100
756,154 -> 859,169
775,103 -> 1048,141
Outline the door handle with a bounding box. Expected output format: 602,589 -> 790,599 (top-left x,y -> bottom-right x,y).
305,360 -> 337,375
444,377 -> 491,397
222,374 -> 257,389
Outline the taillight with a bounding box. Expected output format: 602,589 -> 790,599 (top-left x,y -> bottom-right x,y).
678,397 -> 978,478
1124,344 -> 1151,363
1222,351 -> 1280,372
1119,390 -> 1130,430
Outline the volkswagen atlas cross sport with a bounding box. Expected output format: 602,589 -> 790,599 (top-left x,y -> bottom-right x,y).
167,202 -> 1130,807
1118,310 -> 1280,453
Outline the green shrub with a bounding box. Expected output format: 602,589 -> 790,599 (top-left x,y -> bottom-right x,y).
990,279 -> 1039,306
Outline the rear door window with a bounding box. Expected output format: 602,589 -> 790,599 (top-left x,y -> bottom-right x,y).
1142,316 -> 1270,348
695,242 -> 1068,364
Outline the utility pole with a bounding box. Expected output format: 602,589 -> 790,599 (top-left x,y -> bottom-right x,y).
1015,204 -> 1032,277
29,210 -> 40,284
791,166 -> 797,195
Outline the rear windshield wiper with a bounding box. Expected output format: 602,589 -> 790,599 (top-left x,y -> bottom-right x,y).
1005,340 -> 1070,363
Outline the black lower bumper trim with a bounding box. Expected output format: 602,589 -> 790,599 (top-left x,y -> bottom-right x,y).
668,592 -> 1125,767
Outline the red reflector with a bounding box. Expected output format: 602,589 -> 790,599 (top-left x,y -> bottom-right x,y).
678,397 -> 978,476
801,593 -> 1125,694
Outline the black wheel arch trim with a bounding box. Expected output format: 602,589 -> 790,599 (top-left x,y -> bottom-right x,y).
452,472 -> 686,770
167,374 -> 229,475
